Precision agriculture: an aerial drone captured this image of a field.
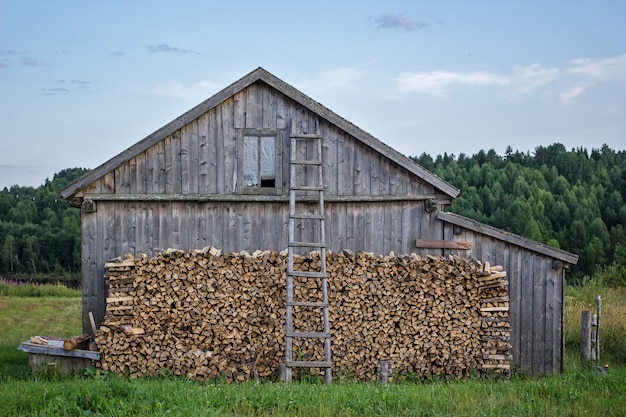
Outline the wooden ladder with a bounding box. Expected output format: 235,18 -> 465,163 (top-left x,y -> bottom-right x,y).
285,121 -> 332,384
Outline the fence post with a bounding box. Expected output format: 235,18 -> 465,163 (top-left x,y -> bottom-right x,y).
380,360 -> 392,386
581,310 -> 592,365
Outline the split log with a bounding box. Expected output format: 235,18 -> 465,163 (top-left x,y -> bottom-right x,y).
63,333 -> 90,351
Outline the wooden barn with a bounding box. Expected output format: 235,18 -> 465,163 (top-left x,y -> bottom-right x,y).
60,67 -> 578,377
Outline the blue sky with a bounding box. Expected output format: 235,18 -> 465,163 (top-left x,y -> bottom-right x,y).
1,0 -> 625,188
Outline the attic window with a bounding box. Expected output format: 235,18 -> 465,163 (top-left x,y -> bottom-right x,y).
244,135 -> 276,188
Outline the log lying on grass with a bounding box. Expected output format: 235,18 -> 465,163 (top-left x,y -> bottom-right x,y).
95,248 -> 510,381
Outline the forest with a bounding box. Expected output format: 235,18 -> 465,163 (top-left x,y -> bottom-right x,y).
0,143 -> 624,284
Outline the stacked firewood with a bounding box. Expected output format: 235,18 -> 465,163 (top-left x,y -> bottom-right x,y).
477,262 -> 511,376
95,248 -> 511,381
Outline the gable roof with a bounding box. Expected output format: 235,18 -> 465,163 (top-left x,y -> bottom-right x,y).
438,211 -> 579,264
60,67 -> 459,199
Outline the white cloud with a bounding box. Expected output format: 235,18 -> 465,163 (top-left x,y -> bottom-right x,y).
152,80 -> 215,100
567,53 -> 626,81
395,53 -> 626,102
511,64 -> 559,94
298,67 -> 365,93
560,86 -> 587,104
396,71 -> 508,97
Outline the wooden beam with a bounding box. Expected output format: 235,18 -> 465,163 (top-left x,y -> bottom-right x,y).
415,239 -> 472,250
86,193 -> 445,204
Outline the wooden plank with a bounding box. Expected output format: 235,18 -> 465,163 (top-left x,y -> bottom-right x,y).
85,193 -> 438,203
481,364 -> 511,370
179,123 -> 191,194
416,240 -> 472,250
483,354 -> 512,361
532,257 -> 547,377
480,306 -> 510,312
198,113 -> 210,193
509,247 -> 522,369
106,296 -> 134,303
222,99 -> 235,194
262,85 -> 275,129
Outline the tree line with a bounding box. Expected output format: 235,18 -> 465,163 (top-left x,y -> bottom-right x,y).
411,143 -> 626,281
1,143 -> 624,283
0,168 -> 89,277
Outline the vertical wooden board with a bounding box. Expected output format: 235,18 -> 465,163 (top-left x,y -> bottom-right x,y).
155,141 -> 166,193
135,203 -> 148,254
198,113 -> 210,193
322,125 -> 338,197
262,85 -> 275,129
370,204 -> 385,254
557,269 -> 565,374
275,89 -> 286,130
171,202 -> 182,249
509,247 -> 523,368
180,202 -> 190,250
114,164 -> 130,194
544,266 -> 557,375
400,205 -> 412,255
164,135 -> 174,194
184,120 -> 199,194
352,205 -> 365,251
215,102 -> 226,194
345,203 -> 356,251
532,257 -> 548,376
170,131 -> 182,194
382,203 -> 392,254
81,211 -> 98,329
147,205 -> 157,255
336,137 -> 354,196
128,155 -> 138,194
390,204 -> 402,254
245,84 -> 261,128
221,99 -> 236,194
180,124 -> 191,194
353,142 -> 367,197
158,203 -> 172,251
327,204 -> 343,253
519,249 -> 534,374
378,157 -> 390,196
144,146 -> 156,194
233,91 -> 244,129
241,203 -> 252,251
138,155 -> 147,194
370,153 -> 381,197
101,172 -> 115,194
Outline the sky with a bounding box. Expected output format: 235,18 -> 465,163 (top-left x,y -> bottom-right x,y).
1,1 -> 625,188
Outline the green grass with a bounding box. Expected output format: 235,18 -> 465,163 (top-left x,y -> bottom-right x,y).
0,284 -> 625,416
0,282 -> 81,297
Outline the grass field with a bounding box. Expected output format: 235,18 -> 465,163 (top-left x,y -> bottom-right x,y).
0,284 -> 624,416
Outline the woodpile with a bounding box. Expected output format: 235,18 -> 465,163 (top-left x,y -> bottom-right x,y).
95,248 -> 510,381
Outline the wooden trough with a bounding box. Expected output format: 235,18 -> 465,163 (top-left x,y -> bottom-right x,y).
18,337 -> 100,374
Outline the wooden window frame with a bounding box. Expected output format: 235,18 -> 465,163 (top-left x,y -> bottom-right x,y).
237,128 -> 283,195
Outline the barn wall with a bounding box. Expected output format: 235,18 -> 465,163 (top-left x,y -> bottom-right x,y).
77,83 -> 437,199
82,199 -> 442,332
440,221 -> 564,377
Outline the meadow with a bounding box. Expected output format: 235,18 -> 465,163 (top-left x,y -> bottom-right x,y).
0,283 -> 624,416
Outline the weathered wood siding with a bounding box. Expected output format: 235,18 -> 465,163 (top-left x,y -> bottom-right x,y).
439,222 -> 564,377
82,199 -> 441,331
75,83 -> 437,199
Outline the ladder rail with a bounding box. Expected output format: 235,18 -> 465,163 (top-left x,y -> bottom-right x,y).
285,121 -> 331,384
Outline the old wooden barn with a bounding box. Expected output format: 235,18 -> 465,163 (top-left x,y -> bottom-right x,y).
61,67 -> 578,377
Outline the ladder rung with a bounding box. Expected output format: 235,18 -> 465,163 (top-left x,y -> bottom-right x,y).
289,241 -> 325,248
287,331 -> 330,339
290,185 -> 323,191
286,360 -> 332,368
290,134 -> 323,139
287,301 -> 329,307
287,270 -> 326,278
290,214 -> 324,220
291,159 -> 322,165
